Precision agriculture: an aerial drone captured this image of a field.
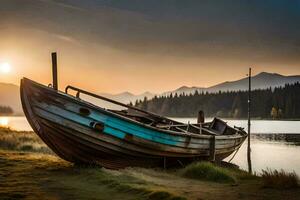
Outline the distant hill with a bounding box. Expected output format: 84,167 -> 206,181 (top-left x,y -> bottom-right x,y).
99,91 -> 155,104
1,72 -> 300,113
135,82 -> 300,118
81,91 -> 155,110
208,72 -> 300,92
0,83 -> 22,115
162,86 -> 205,96
165,72 -> 300,95
87,72 -> 300,109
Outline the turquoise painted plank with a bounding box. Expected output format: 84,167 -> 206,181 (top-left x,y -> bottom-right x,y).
64,103 -> 195,143
33,101 -> 191,143
33,100 -> 238,148
33,106 -> 237,149
33,104 -> 180,146
67,104 -> 184,141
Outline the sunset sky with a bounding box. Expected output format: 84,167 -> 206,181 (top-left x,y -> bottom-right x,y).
0,0 -> 300,94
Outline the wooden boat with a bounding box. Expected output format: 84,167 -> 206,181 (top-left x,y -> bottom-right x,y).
21,78 -> 247,169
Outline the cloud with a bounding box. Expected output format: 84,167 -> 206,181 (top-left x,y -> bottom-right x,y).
37,0 -> 86,11
52,33 -> 80,45
1,0 -> 300,93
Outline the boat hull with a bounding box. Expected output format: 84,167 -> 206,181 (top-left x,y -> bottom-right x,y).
20,78 -> 247,169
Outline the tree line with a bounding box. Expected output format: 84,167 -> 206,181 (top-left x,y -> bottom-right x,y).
134,82 -> 300,119
0,106 -> 13,115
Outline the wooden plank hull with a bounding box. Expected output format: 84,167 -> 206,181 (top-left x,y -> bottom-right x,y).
20,78 -> 247,169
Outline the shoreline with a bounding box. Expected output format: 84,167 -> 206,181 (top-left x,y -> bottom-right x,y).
0,127 -> 300,200
0,114 -> 25,117
1,149 -> 299,200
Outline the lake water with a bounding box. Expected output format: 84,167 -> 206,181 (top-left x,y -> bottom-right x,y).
175,118 -> 300,175
0,116 -> 32,131
1,116 -> 300,175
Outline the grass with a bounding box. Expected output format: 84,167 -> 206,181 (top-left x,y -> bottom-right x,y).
148,191 -> 186,200
0,150 -> 187,200
0,127 -> 52,154
86,168 -> 187,200
179,161 -> 236,183
261,168 -> 299,189
1,127 -> 300,199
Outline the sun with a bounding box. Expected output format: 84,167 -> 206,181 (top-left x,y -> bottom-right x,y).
0,62 -> 11,74
0,117 -> 8,127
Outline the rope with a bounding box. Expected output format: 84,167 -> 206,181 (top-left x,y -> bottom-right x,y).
228,144 -> 242,163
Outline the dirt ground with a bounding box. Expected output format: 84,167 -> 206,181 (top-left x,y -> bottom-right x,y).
1,150 -> 300,200
0,128 -> 299,200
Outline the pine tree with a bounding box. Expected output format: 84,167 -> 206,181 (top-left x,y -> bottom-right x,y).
134,82 -> 300,119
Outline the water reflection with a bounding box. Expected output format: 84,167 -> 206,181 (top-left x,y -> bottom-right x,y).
0,117 -> 9,127
227,134 -> 300,176
253,134 -> 300,146
0,116 -> 32,131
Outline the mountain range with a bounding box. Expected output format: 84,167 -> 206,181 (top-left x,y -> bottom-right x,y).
163,72 -> 300,96
1,72 -> 300,114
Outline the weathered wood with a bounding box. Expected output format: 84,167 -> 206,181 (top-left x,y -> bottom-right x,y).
247,68 -> 252,173
29,81 -> 245,140
20,77 -> 248,169
197,110 -> 205,124
65,85 -> 180,126
209,135 -> 216,162
51,52 -> 58,90
157,122 -> 210,129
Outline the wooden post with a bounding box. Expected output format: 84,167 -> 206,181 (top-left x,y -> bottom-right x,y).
247,68 -> 252,174
209,135 -> 215,162
51,52 -> 58,90
197,110 -> 205,124
198,110 -> 204,134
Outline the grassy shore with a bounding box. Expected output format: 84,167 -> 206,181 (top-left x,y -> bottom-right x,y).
0,128 -> 299,200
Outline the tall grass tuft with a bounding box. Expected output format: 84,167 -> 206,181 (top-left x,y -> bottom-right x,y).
261,168 -> 299,189
0,127 -> 52,154
180,162 -> 236,183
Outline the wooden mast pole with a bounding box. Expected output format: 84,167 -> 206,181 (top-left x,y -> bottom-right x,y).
247,68 -> 252,174
52,52 -> 58,90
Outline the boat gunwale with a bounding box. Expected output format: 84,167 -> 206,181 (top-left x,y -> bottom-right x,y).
32,99 -> 246,147
34,105 -> 244,151
21,77 -> 247,140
